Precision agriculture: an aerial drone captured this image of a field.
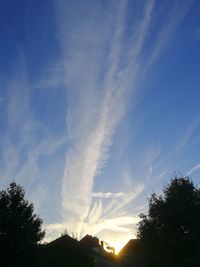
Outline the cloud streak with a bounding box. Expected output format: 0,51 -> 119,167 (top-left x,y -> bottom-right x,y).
187,163 -> 200,176
54,0 -> 156,237
2,0 -> 192,243
0,0 -> 197,248
0,55 -> 68,213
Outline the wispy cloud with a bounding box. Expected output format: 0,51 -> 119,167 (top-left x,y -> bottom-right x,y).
54,0 -> 156,237
142,0 -> 193,77
44,223 -> 67,243
1,0 -> 194,245
176,115 -> 200,152
1,57 -> 33,182
187,163 -> 200,176
50,0 -> 196,241
92,192 -> 124,198
0,55 -> 68,213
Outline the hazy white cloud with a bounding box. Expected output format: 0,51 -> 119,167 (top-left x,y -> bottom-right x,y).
31,61 -> 65,91
101,181 -> 145,220
89,216 -> 139,236
1,0 -> 191,245
44,223 -> 67,243
187,163 -> 200,176
0,56 -> 68,213
92,192 -> 124,198
142,0 -> 193,78
176,115 -> 200,152
0,0 -> 196,249
53,0 -> 193,241
55,0 -> 156,238
1,57 -> 32,181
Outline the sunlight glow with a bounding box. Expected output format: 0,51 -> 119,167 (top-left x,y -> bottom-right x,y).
107,238 -> 129,254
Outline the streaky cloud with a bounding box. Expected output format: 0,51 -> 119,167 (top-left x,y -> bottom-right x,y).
92,192 -> 124,198
187,163 -> 200,176
52,0 -> 195,240
55,0 -> 155,237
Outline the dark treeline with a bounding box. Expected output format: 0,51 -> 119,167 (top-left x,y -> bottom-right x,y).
0,182 -> 44,266
118,177 -> 200,267
1,176 -> 200,266
0,182 -> 94,267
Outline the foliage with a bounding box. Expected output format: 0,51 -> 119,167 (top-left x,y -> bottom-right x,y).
0,182 -> 45,266
137,177 -> 200,267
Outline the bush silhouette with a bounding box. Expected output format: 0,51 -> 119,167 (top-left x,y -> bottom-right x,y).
0,182 -> 45,266
137,176 -> 200,267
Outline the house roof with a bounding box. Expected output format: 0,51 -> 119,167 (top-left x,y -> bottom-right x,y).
46,234 -> 78,248
119,239 -> 143,255
80,235 -> 119,266
118,239 -> 146,267
45,234 -> 120,267
79,234 -> 101,248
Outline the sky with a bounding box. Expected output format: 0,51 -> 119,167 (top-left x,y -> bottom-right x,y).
0,0 -> 200,252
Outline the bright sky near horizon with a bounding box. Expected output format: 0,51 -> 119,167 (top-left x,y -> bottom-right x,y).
0,0 -> 200,252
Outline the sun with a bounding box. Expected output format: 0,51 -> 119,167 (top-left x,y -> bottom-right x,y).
107,239 -> 128,254
97,229 -> 135,255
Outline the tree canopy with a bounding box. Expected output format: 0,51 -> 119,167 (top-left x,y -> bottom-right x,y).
0,182 -> 45,266
137,176 -> 200,267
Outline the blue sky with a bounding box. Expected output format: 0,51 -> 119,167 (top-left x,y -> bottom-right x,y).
0,0 -> 200,251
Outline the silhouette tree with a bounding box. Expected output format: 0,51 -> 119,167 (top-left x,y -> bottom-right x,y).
137,177 -> 200,267
0,182 -> 45,266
